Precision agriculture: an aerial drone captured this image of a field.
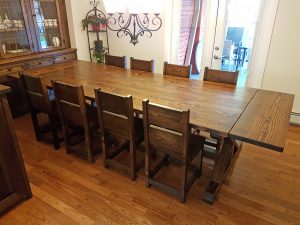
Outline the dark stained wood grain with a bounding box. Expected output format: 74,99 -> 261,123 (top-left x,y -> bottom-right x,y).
95,89 -> 144,180
143,100 -> 205,203
0,85 -> 11,95
23,60 -> 257,138
204,67 -> 239,85
105,55 -> 126,68
0,88 -> 32,215
230,90 -> 294,152
130,57 -> 154,73
51,81 -> 100,163
163,62 -> 191,78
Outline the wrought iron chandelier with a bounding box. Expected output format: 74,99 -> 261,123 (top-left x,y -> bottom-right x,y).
103,0 -> 163,46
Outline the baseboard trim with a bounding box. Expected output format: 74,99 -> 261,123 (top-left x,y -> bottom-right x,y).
290,112 -> 300,126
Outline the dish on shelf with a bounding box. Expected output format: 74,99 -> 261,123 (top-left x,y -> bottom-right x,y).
6,49 -> 28,54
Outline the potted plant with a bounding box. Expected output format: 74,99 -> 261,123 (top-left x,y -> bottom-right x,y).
81,16 -> 107,32
93,40 -> 105,63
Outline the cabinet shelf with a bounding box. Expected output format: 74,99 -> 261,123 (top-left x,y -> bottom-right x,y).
0,28 -> 25,33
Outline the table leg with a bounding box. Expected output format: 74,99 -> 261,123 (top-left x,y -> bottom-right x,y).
202,138 -> 241,204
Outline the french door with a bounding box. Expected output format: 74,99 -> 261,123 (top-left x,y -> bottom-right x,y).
203,0 -> 262,86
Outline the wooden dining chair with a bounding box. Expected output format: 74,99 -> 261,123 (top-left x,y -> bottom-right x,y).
143,100 -> 205,203
51,80 -> 100,163
105,54 -> 126,68
94,89 -> 144,180
20,74 -> 62,149
130,57 -> 154,73
202,67 -> 241,159
203,67 -> 239,85
163,62 -> 192,78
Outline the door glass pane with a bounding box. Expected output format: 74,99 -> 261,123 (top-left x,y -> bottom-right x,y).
220,0 -> 261,86
0,0 -> 31,57
32,0 -> 62,50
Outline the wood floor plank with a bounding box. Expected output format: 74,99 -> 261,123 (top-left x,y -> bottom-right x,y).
31,184 -> 96,225
1,116 -> 299,225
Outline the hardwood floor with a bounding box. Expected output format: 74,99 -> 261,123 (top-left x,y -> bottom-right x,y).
1,115 -> 300,225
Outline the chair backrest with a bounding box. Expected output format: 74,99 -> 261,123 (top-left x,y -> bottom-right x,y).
203,67 -> 239,85
20,74 -> 51,114
163,62 -> 192,78
222,40 -> 232,57
143,100 -> 190,158
105,55 -> 126,68
130,57 -> 154,73
94,89 -> 134,140
51,80 -> 88,128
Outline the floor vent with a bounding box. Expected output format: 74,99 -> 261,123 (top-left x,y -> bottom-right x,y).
290,112 -> 300,126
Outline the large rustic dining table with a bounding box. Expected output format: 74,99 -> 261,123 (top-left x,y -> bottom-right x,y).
21,60 -> 294,204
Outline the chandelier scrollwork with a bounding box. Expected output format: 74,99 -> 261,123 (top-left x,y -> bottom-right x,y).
106,13 -> 163,46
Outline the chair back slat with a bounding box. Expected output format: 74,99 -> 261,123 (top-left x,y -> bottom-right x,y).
59,100 -> 84,126
95,89 -> 134,139
21,74 -> 50,113
143,100 -> 189,156
149,125 -> 183,154
52,81 -> 80,105
99,91 -> 130,117
130,57 -> 154,73
163,62 -> 191,78
105,55 -> 126,68
147,103 -> 187,133
203,67 -> 239,85
102,112 -> 130,138
51,81 -> 86,127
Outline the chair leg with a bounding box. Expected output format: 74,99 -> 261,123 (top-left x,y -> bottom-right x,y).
87,143 -> 94,164
145,144 -> 151,187
49,115 -> 60,150
102,137 -> 109,168
180,161 -> 188,203
198,150 -> 203,178
130,142 -> 137,181
31,111 -> 42,141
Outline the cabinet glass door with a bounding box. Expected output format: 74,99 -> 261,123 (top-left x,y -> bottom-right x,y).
31,0 -> 63,51
0,0 -> 32,58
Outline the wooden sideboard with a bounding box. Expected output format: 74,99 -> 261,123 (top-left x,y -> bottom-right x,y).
0,48 -> 77,117
0,0 -> 76,117
0,85 -> 32,215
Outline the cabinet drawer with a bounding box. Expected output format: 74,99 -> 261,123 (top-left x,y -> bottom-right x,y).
0,65 -> 24,76
53,54 -> 76,64
27,58 -> 53,69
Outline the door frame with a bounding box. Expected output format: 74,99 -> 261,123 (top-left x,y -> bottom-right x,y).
200,0 -> 279,88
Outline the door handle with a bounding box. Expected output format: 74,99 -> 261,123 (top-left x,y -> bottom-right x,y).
214,55 -> 221,60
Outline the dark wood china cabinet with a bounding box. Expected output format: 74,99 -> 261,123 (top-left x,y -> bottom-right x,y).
0,85 -> 32,215
0,0 -> 77,117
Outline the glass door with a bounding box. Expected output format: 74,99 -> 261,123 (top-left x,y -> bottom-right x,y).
0,0 -> 33,58
210,0 -> 262,86
31,0 -> 64,51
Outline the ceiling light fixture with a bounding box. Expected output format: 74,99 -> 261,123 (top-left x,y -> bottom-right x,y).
103,0 -> 164,46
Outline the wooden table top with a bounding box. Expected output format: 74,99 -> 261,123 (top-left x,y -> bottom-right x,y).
0,85 -> 11,96
230,90 -> 294,151
23,60 -> 294,151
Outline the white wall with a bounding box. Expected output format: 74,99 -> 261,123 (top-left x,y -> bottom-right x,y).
65,0 -> 179,74
262,0 -> 300,113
